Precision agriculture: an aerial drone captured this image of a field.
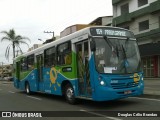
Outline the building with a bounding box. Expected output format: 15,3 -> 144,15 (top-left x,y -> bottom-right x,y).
112,0 -> 160,78
60,16 -> 113,38
89,16 -> 113,26
60,24 -> 90,38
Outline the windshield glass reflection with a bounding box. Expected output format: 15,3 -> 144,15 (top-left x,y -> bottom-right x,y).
94,37 -> 142,74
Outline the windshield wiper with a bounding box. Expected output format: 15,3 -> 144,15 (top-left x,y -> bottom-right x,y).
121,45 -> 127,59
103,36 -> 119,58
121,44 -> 129,73
103,36 -> 113,49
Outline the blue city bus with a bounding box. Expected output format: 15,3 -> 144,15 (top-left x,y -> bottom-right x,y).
13,26 -> 144,104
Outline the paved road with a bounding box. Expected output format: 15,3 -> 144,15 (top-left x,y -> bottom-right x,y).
0,81 -> 160,120
144,79 -> 160,95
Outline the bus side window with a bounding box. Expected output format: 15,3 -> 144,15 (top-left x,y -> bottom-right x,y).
44,46 -> 56,67
21,58 -> 27,71
57,41 -> 72,65
27,54 -> 34,70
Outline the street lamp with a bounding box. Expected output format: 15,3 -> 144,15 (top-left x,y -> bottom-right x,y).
38,39 -> 44,42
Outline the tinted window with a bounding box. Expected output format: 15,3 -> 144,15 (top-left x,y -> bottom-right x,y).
138,0 -> 148,7
44,47 -> 56,67
57,41 -> 72,65
21,58 -> 27,71
121,3 -> 129,15
27,54 -> 34,70
139,20 -> 149,31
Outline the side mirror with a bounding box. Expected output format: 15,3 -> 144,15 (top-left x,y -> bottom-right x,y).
90,39 -> 96,51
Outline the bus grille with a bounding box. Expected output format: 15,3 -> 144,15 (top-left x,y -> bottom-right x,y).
111,81 -> 139,89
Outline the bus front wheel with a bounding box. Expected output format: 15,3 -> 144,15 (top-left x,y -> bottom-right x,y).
65,84 -> 76,104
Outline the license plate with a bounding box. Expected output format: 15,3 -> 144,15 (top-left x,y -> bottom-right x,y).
124,90 -> 132,94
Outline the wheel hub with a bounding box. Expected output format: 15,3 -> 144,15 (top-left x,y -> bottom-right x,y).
67,88 -> 73,99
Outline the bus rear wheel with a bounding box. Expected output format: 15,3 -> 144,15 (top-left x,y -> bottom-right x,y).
65,84 -> 76,104
25,83 -> 31,95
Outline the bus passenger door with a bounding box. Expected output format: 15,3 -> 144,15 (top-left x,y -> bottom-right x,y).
76,41 -> 92,97
36,54 -> 44,91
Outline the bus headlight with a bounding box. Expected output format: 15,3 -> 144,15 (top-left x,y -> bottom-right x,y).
141,77 -> 144,81
100,81 -> 105,86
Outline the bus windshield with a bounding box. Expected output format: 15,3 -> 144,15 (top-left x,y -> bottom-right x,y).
94,37 -> 142,74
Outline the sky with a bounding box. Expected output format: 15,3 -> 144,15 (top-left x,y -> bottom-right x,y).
0,0 -> 112,64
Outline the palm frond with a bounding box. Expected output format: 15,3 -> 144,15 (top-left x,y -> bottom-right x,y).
1,29 -> 15,40
1,36 -> 11,42
9,29 -> 16,40
1,31 -> 9,35
5,44 -> 12,61
15,35 -> 30,41
17,40 -> 30,48
15,45 -> 23,55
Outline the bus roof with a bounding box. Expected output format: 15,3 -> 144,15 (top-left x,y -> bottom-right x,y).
14,26 -> 133,61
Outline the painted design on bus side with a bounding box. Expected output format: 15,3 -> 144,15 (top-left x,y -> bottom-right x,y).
48,66 -> 77,91
49,67 -> 61,91
50,67 -> 58,84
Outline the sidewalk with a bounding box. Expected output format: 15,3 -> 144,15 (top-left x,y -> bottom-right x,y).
144,78 -> 160,96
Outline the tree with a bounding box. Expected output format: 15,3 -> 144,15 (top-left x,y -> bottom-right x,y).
0,29 -> 30,60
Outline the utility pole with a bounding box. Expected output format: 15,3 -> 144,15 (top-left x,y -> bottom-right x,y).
44,31 -> 54,38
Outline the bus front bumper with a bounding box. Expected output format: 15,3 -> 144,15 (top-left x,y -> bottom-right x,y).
93,83 -> 144,101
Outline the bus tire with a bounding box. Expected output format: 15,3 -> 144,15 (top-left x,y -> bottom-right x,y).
25,83 -> 31,95
65,84 -> 76,104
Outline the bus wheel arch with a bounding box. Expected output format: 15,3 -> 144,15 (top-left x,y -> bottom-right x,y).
61,80 -> 76,104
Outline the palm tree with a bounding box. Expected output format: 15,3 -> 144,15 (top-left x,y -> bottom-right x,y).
1,29 -> 30,60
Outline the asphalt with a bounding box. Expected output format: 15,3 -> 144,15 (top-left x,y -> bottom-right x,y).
143,78 -> 160,96
1,78 -> 160,97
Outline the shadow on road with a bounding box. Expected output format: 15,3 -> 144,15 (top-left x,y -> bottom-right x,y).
17,91 -> 140,110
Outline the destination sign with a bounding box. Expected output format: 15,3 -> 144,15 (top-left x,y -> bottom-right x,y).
90,27 -> 135,38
